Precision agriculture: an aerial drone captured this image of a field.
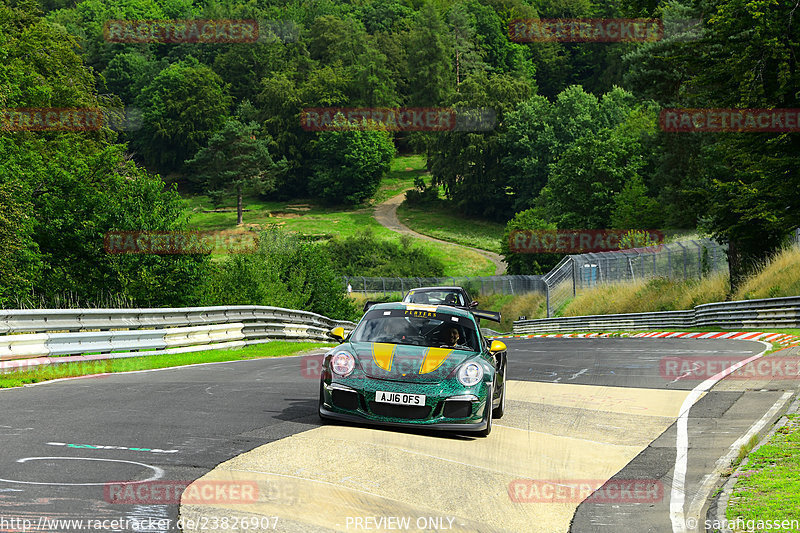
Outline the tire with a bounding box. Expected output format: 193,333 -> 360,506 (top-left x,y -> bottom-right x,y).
492,377 -> 506,419
318,380 -> 327,421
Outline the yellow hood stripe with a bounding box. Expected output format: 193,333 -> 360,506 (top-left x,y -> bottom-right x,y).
372,343 -> 395,371
419,347 -> 452,374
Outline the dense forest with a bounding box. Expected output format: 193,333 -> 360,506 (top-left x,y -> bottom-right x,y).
1,0 -> 798,315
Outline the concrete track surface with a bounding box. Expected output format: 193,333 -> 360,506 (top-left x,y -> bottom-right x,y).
0,338 -> 796,533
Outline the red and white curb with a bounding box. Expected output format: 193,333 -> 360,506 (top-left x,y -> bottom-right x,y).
493,331 -> 800,348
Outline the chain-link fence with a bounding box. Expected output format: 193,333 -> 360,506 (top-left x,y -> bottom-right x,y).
543,239 -> 728,316
343,239 -> 729,317
343,275 -> 545,297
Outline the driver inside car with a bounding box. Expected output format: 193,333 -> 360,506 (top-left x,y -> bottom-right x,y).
437,326 -> 467,349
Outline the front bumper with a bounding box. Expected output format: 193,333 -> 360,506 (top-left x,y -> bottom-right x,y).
320,378 -> 490,432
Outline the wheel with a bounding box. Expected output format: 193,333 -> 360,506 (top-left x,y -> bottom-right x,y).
492,377 -> 506,419
318,380 -> 327,421
479,387 -> 493,437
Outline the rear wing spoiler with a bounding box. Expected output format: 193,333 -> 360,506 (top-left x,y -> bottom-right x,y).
472,309 -> 501,323
363,301 -> 381,313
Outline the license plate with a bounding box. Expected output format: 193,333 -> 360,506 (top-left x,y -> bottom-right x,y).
375,391 -> 426,406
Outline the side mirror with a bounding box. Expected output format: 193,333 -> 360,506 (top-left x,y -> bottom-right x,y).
470,300 -> 479,308
489,340 -> 507,353
329,327 -> 345,342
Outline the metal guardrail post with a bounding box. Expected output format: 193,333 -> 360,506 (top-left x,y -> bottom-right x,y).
668,246 -> 673,278
675,242 -> 688,279
572,257 -> 577,296
546,284 -> 551,318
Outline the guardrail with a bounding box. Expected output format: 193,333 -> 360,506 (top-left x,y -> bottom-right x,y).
513,296 -> 800,333
0,306 -> 356,372
0,305 -> 353,335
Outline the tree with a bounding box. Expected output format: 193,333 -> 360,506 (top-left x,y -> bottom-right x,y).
101,52 -> 162,105
134,57 -> 232,172
684,0 -> 800,287
611,175 -> 662,229
0,179 -> 40,305
447,3 -> 486,89
500,209 -> 559,275
308,127 -> 395,205
427,73 -> 532,220
186,118 -> 280,225
407,1 -> 453,106
540,105 -> 657,229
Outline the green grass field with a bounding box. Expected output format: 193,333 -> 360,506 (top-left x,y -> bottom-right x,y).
397,200 -> 505,253
0,341 -> 332,388
183,155 -> 495,277
371,154 -> 427,205
726,414 -> 800,529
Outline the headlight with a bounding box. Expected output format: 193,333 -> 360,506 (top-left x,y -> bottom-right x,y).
457,361 -> 484,387
331,351 -> 355,377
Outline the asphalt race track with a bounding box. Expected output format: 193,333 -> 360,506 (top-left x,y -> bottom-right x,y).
0,337 -> 796,532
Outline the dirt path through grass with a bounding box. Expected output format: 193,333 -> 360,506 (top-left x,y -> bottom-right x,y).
374,191 -> 507,275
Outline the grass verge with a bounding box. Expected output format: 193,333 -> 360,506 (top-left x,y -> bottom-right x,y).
558,273 -> 730,317
475,292 -> 547,332
371,154 -> 427,205
0,341 -> 333,389
397,199 -> 505,253
726,413 -> 800,528
734,246 -> 800,300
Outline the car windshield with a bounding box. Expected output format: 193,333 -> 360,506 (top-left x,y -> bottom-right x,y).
351,308 -> 479,351
404,290 -> 465,306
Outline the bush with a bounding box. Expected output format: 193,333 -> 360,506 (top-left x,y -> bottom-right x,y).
405,176 -> 439,205
326,229 -> 445,277
500,208 -> 561,274
201,229 -> 359,321
308,128 -> 395,205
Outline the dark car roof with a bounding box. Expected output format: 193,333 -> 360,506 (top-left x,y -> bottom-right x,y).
408,286 -> 466,292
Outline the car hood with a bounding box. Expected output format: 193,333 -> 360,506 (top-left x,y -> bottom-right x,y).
348,341 -> 479,383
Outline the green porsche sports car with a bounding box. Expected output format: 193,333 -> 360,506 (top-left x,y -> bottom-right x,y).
318,302 -> 507,437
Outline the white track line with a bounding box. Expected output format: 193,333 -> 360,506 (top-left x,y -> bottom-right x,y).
670,341 -> 771,533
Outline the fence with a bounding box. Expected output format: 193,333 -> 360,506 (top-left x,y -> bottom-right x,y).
0,306 -> 356,372
343,275 -> 546,297
542,239 -> 728,317
513,295 -> 800,333
343,240 -> 730,316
